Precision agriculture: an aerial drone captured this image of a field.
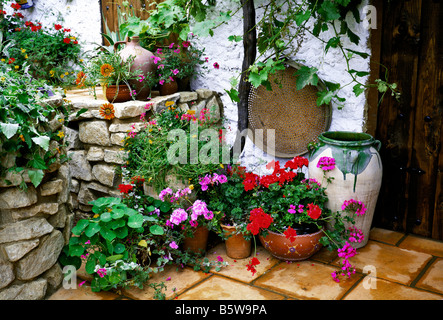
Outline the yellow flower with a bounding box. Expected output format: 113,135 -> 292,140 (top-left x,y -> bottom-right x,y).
149,139 -> 153,144
189,184 -> 194,190
14,66 -> 19,69
19,134 -> 25,142
220,164 -> 224,169
24,54 -> 28,59
21,48 -> 26,53
58,118 -> 65,123
93,214 -> 99,219
57,130 -> 64,139
60,74 -> 64,78
99,103 -> 115,120
165,101 -> 175,107
100,63 -> 114,77
0,76 -> 5,82
187,110 -> 196,115
1,59 -> 5,62
138,240 -> 147,247
64,71 -> 69,75
50,70 -> 55,77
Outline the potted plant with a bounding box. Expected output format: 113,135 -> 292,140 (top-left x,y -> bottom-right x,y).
151,41 -> 207,95
195,165 -> 255,259
78,50 -> 146,103
239,156 -> 368,279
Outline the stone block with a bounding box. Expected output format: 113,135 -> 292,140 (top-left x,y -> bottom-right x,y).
68,150 -> 93,181
12,203 -> 59,220
64,127 -> 83,151
179,91 -> 198,103
0,218 -> 53,244
79,121 -> 111,146
0,186 -> 37,210
3,239 -> 40,262
40,179 -> 64,196
16,230 -> 65,281
0,278 -> 47,300
86,146 -> 104,161
110,133 -> 126,146
0,259 -> 14,290
92,164 -> 116,187
104,150 -> 127,164
196,89 -> 215,99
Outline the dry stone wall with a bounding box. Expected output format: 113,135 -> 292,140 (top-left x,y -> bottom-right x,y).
65,88 -> 223,217
0,161 -> 72,299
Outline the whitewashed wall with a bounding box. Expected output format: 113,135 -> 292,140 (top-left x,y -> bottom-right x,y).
6,0 -> 371,173
190,0 -> 371,174
4,0 -> 102,55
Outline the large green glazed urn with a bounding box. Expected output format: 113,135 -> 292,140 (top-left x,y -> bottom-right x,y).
308,131 -> 383,248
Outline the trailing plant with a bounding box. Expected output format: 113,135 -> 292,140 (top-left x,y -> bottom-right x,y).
0,4 -> 83,86
123,100 -> 229,194
0,57 -> 71,188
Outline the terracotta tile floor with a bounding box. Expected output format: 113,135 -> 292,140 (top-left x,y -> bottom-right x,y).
49,228 -> 443,301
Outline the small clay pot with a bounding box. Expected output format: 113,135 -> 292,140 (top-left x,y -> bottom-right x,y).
221,224 -> 251,259
105,84 -> 132,103
183,226 -> 209,254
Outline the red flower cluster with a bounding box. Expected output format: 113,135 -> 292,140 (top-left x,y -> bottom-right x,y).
284,156 -> 309,170
7,57 -> 15,64
307,203 -> 321,219
131,176 -> 145,186
54,24 -> 63,30
11,3 -> 21,10
246,257 -> 260,276
283,226 -> 297,242
246,207 -> 273,235
63,37 -> 71,44
242,172 -> 258,191
24,21 -> 42,32
118,184 -> 133,194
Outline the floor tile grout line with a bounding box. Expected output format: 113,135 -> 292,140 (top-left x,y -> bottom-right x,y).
409,255 -> 437,289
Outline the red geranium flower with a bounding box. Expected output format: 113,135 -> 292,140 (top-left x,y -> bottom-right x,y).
246,207 -> 273,235
283,226 -> 297,242
63,37 -> 71,44
11,3 -> 21,10
307,203 -> 322,220
243,172 -> 258,191
118,184 -> 133,194
8,57 -> 15,64
54,24 -> 63,30
246,257 -> 260,276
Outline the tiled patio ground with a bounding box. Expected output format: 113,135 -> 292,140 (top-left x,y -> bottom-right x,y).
49,228 -> 443,301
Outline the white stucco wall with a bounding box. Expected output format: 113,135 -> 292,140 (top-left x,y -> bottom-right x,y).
4,0 -> 102,55
190,0 -> 371,173
5,0 -> 371,173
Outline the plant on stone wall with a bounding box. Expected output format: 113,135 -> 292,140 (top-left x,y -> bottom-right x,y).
0,58 -> 71,188
123,100 -> 229,194
0,4 -> 83,86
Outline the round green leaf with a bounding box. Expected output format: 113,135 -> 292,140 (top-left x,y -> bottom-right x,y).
128,214 -> 144,228
114,243 -> 126,254
149,225 -> 164,235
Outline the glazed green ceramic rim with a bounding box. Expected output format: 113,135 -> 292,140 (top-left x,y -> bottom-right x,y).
319,131 -> 375,147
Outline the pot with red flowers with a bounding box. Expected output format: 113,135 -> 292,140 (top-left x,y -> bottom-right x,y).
241,156 -> 369,282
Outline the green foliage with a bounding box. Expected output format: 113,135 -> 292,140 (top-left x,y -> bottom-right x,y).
0,7 -> 83,87
0,59 -> 70,188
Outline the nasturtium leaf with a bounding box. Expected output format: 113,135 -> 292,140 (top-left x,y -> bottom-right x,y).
71,219 -> 90,235
100,226 -> 116,241
100,211 -> 112,222
128,214 -> 144,229
114,243 -> 126,254
85,223 -> 101,237
150,225 -> 164,235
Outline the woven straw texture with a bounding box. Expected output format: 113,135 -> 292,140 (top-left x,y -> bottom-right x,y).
248,65 -> 331,158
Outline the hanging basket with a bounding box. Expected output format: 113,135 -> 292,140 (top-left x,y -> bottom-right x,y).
247,62 -> 332,158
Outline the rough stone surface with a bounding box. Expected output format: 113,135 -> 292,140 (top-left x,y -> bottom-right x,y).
92,164 -> 116,187
86,146 -> 105,161
79,121 -> 111,146
114,101 -> 149,119
0,259 -> 14,290
110,133 -> 126,146
12,203 -> 59,220
68,150 -> 93,181
16,230 -> 64,281
0,218 -> 53,244
3,239 -> 40,262
0,278 -> 47,300
40,179 -> 64,196
104,150 -> 127,164
64,127 -> 83,150
0,186 -> 37,209
179,91 -> 198,102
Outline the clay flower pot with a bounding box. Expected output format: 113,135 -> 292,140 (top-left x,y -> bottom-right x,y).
159,79 -> 178,96
259,229 -> 324,261
183,225 -> 209,254
221,224 -> 251,259
105,84 -> 132,103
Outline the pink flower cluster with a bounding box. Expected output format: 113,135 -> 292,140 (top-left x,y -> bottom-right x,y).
189,200 -> 213,221
96,268 -> 107,278
288,204 -> 304,214
317,156 -> 336,171
342,199 -> 367,216
199,173 -> 228,191
170,208 -> 188,225
159,187 -> 192,202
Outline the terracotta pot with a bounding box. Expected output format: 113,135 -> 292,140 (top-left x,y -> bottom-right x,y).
114,36 -> 156,100
159,79 -> 178,96
308,131 -> 383,248
221,224 -> 251,259
105,84 -> 132,103
183,226 -> 209,254
259,229 -> 324,261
